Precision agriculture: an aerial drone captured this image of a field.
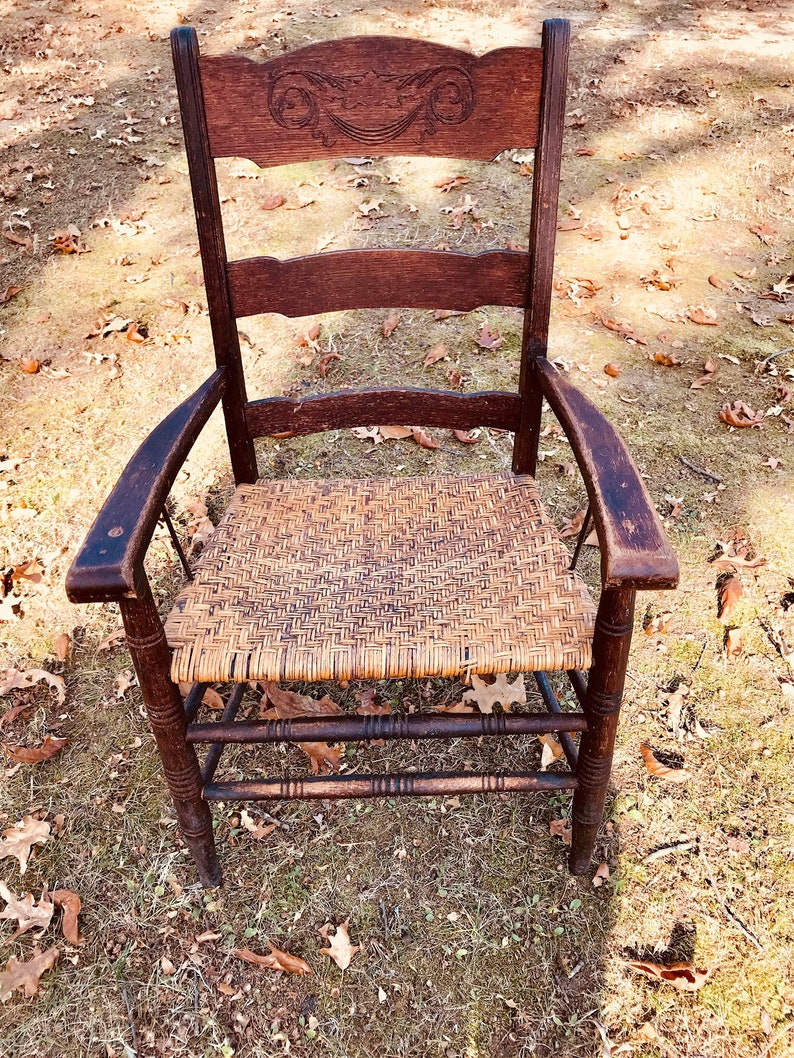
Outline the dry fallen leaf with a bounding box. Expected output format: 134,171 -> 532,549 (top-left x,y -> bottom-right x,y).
644,612 -> 673,636
476,322 -> 504,350
239,809 -> 277,840
424,343 -> 448,366
688,304 -> 718,326
5,736 -> 69,765
319,920 -> 362,970
538,733 -> 564,769
19,357 -> 41,374
653,350 -> 682,367
0,883 -> 54,942
410,426 -> 439,450
0,816 -> 50,875
719,401 -> 764,428
603,362 -> 622,377
640,744 -> 692,784
53,634 -> 70,662
431,700 -> 477,714
51,890 -> 84,946
594,307 -> 648,344
0,667 -> 66,706
0,946 -> 59,1002
717,575 -> 742,623
378,425 -> 414,440
452,429 -> 480,444
261,194 -> 285,210
592,863 -> 610,887
462,673 -> 526,714
690,359 -> 717,389
548,818 -> 572,845
262,683 -> 344,773
749,221 -> 777,245
560,509 -> 587,539
0,703 -> 32,730
235,944 -> 313,975
317,352 -> 342,379
627,960 -> 710,992
382,312 -> 399,337
725,627 -> 743,662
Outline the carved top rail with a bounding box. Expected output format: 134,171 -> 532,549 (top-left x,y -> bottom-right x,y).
199,37 -> 543,167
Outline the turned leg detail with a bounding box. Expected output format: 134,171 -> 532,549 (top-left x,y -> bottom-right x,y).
120,578 -> 221,887
569,588 -> 636,875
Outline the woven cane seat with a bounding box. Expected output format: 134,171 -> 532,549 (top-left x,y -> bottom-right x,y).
165,473 -> 596,684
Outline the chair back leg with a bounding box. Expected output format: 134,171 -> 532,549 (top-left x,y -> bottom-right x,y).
569,588 -> 635,874
120,579 -> 222,887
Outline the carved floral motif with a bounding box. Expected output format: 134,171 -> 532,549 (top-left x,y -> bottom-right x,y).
268,65 -> 476,146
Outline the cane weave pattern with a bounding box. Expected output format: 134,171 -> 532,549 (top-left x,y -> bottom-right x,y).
165,473 -> 596,684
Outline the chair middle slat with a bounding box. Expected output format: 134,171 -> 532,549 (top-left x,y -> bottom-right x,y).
227,248 -> 528,318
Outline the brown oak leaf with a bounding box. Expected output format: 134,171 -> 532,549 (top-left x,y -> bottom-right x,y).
52,890 -> 84,946
627,960 -> 710,992
476,323 -> 504,350
0,667 -> 66,706
382,312 -> 399,337
0,883 -> 54,942
717,575 -> 742,622
462,673 -> 526,714
719,401 -> 764,428
319,920 -> 362,970
640,744 -> 692,784
5,736 -> 69,765
688,304 -> 718,326
0,946 -> 59,1001
234,943 -> 313,975
0,817 -> 50,874
423,343 -> 448,366
549,818 -> 572,845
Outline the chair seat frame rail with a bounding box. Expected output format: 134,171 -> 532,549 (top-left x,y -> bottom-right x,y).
66,19 -> 677,887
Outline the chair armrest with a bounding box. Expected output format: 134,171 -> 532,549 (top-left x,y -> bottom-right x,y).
65,368 -> 228,604
534,358 -> 678,591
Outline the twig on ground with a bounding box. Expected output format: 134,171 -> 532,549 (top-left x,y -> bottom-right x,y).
758,346 -> 794,368
644,840 -> 696,863
122,988 -> 140,1054
700,846 -> 763,950
679,456 -> 723,483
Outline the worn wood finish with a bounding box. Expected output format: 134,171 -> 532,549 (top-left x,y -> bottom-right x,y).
246,388 -> 521,438
171,27 -> 257,485
513,18 -> 570,475
120,578 -> 221,887
205,770 -> 578,801
65,369 -> 226,604
228,249 -> 527,318
569,588 -> 635,874
187,711 -> 588,744
535,357 -> 680,590
199,40 -> 542,168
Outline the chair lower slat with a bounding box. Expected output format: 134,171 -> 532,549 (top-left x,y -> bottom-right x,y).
204,771 -> 578,801
186,711 -> 588,744
200,683 -> 246,784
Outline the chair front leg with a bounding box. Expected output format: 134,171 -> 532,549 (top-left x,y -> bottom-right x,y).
569,587 -> 635,875
119,577 -> 222,887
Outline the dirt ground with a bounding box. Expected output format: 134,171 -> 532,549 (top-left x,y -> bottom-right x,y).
1,0 -> 793,1055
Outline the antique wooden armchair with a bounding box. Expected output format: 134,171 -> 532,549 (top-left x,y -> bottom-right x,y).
66,20 -> 678,887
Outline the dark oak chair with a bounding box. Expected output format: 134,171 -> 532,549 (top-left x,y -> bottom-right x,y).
66,20 -> 678,887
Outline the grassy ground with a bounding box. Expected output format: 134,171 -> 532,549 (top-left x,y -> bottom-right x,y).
1,0 -> 793,1055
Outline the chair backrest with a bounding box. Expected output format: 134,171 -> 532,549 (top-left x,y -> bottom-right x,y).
171,21 -> 570,485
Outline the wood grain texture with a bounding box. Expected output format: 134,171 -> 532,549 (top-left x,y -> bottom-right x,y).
120,578 -> 221,887
204,770 -> 578,801
245,388 -> 521,437
535,358 -> 679,590
569,588 -> 635,873
228,249 -> 527,318
187,712 -> 588,744
199,38 -> 542,167
171,26 -> 258,484
514,18 -> 570,474
65,370 -> 226,604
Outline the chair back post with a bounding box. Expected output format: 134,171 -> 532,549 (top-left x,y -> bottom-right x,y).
171,26 -> 258,485
513,18 -> 570,476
